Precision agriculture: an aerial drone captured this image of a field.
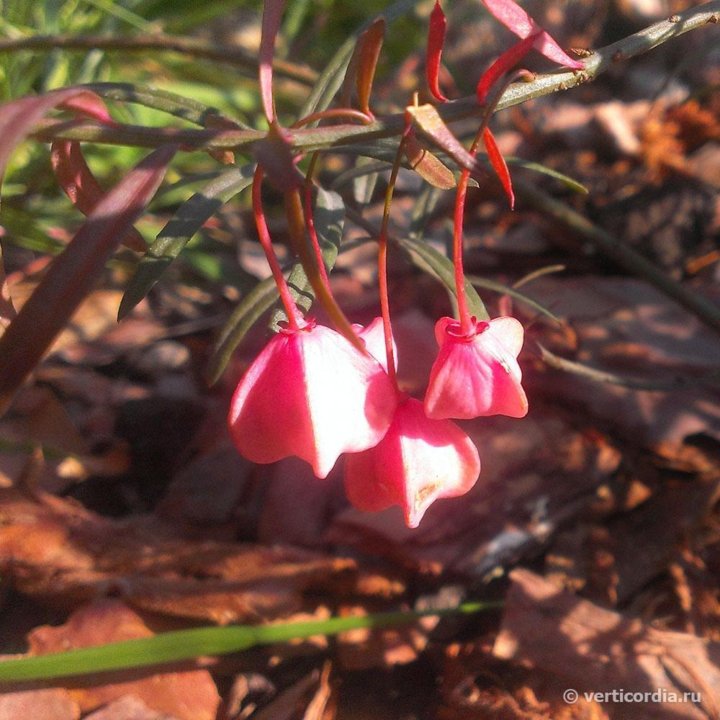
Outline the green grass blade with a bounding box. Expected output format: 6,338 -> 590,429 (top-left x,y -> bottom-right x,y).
0,601 -> 499,683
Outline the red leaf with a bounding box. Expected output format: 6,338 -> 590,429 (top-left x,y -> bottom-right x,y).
0,145 -> 176,415
482,127 -> 514,208
480,0 -> 584,69
427,1 -> 448,102
50,141 -> 145,251
356,18 -> 385,118
0,88 -> 111,184
476,32 -> 538,104
259,0 -> 287,124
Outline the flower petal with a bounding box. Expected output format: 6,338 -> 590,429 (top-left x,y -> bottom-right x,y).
344,397 -> 480,528
424,316 -> 528,419
229,324 -> 397,478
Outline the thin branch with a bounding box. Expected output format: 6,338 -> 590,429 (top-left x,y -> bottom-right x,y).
27,1 -> 720,153
0,33 -> 318,86
537,344 -> 720,391
515,179 -> 720,336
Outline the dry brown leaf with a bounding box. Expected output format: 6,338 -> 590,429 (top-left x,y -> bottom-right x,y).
84,695 -> 181,720
0,687 -> 79,720
494,569 -> 720,720
27,600 -> 220,720
0,487 -> 356,623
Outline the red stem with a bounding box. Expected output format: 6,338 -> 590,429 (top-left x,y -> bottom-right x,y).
252,166 -> 303,331
377,130 -> 413,389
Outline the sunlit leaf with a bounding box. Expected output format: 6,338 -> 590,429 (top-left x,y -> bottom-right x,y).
51,140 -> 146,250
427,0 -> 448,102
482,127 -> 514,208
0,145 -> 176,415
476,32 -> 537,104
480,0 -> 584,69
356,17 -> 385,117
119,164 -> 255,319
397,236 -> 488,320
405,103 -> 478,174
404,133 -> 456,189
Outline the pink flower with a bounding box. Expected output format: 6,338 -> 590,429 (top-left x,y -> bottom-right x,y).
228,320 -> 397,479
344,396 -> 480,528
424,316 -> 528,420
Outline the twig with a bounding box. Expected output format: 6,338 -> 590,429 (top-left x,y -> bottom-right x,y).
26,2 -> 720,153
515,179 -> 720,336
0,33 -> 318,86
537,344 -> 720,391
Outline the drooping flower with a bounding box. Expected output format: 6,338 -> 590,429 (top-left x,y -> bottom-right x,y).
344,395 -> 480,528
424,315 -> 528,420
228,319 -> 397,479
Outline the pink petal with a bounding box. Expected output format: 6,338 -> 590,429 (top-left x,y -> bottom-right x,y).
480,0 -> 584,69
424,316 -> 528,419
355,316 -> 397,374
228,324 -> 397,479
344,396 -> 480,528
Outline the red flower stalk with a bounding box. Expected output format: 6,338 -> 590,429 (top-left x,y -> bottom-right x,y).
424,316 -> 528,420
427,0 -> 449,102
344,396 -> 480,528
228,319 -> 397,479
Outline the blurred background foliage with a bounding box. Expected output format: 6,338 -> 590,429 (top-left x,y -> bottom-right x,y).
0,0 -> 424,283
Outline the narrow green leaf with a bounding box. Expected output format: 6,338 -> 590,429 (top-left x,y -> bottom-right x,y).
205,275 -> 280,386
408,184 -> 448,241
466,275 -> 560,321
509,158 -> 588,194
270,187 -> 344,329
85,82 -> 240,127
0,601 -> 498,683
119,164 -> 255,319
397,236 -> 488,320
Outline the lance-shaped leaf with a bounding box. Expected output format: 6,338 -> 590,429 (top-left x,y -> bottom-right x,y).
405,103 -> 478,175
51,140 -> 146,251
480,0 -> 584,69
476,32 -> 538,104
119,164 -> 255,319
356,17 -> 385,117
206,274 -> 281,386
260,0 -> 287,123
0,145 -> 176,416
0,87 -> 111,185
270,187 -> 344,329
427,0 -> 449,102
404,131 -> 455,189
481,127 -> 514,208
397,236 -> 488,320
